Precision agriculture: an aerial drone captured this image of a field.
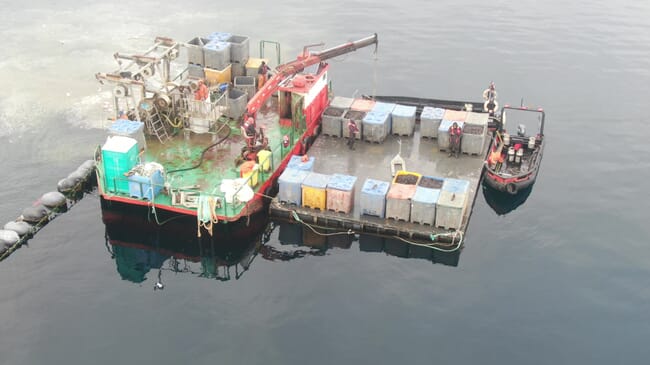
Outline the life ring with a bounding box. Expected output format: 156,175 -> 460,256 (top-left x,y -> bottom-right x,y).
506,183 -> 518,194
483,88 -> 498,101
484,99 -> 499,113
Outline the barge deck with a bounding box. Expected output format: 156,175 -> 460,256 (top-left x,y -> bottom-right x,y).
269,114 -> 491,245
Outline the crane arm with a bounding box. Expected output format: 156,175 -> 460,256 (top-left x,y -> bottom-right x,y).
245,33 -> 378,116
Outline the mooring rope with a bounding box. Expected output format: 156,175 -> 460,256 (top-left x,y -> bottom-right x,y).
289,210 -> 463,252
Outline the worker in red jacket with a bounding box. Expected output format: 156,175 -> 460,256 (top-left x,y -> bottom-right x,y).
347,119 -> 360,150
448,121 -> 462,158
194,79 -> 208,101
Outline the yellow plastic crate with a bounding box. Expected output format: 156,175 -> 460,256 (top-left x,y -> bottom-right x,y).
240,161 -> 259,187
256,150 -> 272,172
302,186 -> 327,210
204,64 -> 232,86
392,170 -> 422,185
245,57 -> 268,78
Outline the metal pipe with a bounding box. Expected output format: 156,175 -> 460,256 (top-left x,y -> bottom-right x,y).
313,33 -> 378,60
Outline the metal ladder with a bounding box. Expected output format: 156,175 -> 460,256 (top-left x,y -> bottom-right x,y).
147,110 -> 170,143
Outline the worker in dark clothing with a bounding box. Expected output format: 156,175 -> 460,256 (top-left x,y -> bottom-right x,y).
257,61 -> 271,89
241,117 -> 257,148
347,119 -> 359,150
448,121 -> 462,158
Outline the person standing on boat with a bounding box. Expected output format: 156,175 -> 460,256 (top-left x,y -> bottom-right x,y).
257,61 -> 271,89
483,81 -> 497,102
347,119 -> 359,150
194,79 -> 209,101
448,121 -> 462,158
242,117 -> 257,148
194,79 -> 210,114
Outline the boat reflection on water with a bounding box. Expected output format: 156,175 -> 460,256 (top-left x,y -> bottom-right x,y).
276,222 -> 461,267
102,207 -> 462,286
102,203 -> 271,284
481,183 -> 533,216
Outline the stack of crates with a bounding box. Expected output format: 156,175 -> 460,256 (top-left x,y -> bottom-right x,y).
278,168 -> 310,205
227,35 -> 250,64
301,172 -> 330,210
101,136 -> 140,194
410,176 -> 443,225
436,178 -> 470,230
462,112 -> 489,155
360,178 -> 390,218
391,104 -> 417,136
186,37 -> 209,66
203,32 -> 250,82
322,106 -> 347,137
420,107 -> 446,139
228,34 -> 250,79
326,173 -> 357,214
203,41 -> 230,70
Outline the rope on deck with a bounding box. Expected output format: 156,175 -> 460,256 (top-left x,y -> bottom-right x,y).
290,210 -> 464,252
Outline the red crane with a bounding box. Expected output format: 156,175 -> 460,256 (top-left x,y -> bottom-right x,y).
245,33 -> 378,119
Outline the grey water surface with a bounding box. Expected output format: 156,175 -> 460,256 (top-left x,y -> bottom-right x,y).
1,1 -> 650,364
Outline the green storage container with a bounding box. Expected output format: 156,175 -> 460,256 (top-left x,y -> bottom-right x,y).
102,136 -> 139,193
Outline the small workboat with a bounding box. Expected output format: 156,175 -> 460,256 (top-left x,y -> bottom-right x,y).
483,105 -> 545,195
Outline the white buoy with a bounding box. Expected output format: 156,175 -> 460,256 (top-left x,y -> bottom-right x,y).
40,191 -> 67,209
0,229 -> 20,248
4,221 -> 33,237
21,205 -> 49,224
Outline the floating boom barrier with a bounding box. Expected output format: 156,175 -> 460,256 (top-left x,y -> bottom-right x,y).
0,160 -> 97,262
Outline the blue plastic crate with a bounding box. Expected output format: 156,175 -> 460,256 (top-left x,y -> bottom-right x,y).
411,186 -> 441,226
287,155 -> 315,171
203,40 -> 230,70
371,102 -> 396,118
207,32 -> 233,42
278,168 -> 310,205
391,104 -> 417,136
362,111 -> 390,143
360,178 -> 390,217
327,173 -> 357,192
442,178 -> 470,194
128,170 -> 164,200
420,107 -> 446,138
